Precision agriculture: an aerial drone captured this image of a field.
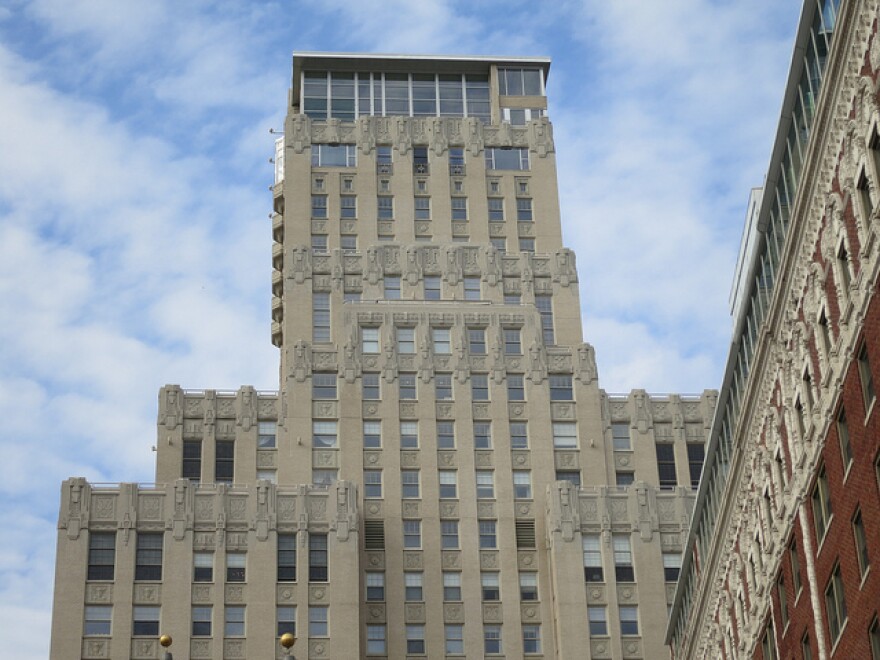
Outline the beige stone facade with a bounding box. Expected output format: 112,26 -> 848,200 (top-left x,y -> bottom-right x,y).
51,53 -> 715,659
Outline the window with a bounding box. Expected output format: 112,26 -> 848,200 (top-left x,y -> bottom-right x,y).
811,467 -> 832,542
406,624 -> 425,654
488,197 -> 504,222
366,572 -> 385,601
414,196 -> 431,220
441,520 -> 460,549
84,605 -> 112,636
225,606 -> 245,637
484,624 -> 502,654
361,327 -> 381,354
384,275 -> 401,300
535,294 -> 554,344
278,533 -> 296,581
376,146 -> 392,171
363,420 -> 381,448
504,293 -> 521,305
449,147 -> 466,173
88,532 -> 115,581
583,535 -> 603,582
522,624 -> 541,653
549,374 -> 573,401
613,535 -> 634,582
476,471 -> 495,499
611,423 -> 631,450
439,470 -> 458,498
405,572 -> 423,601
656,443 -> 677,488
514,471 -> 532,499
311,235 -> 328,254
859,169 -> 874,219
403,520 -> 422,548
215,440 -> 234,483
871,617 -> 880,660
778,573 -> 789,627
400,421 -> 419,449
510,422 -> 528,449
552,422 -> 577,448
341,235 -> 357,252
619,606 -> 639,636
424,275 -> 441,300
481,572 -> 500,600
507,374 -> 525,401
446,624 -> 465,654
226,553 -> 245,582
556,470 -> 581,486
517,237 -> 535,253
663,553 -> 681,582
314,467 -> 336,490
312,372 -> 337,399
588,607 -> 607,635
362,624 -> 384,655
825,564 -> 847,644
400,373 -> 417,400
499,68 -> 543,95
464,276 -> 480,300
516,198 -> 533,221
687,442 -> 705,488
472,374 -> 489,401
485,147 -> 530,170
802,633 -> 813,660
480,520 -> 497,548
616,471 -> 635,486
192,552 -> 213,582
311,195 -> 327,218
135,533 -> 162,581
364,469 -> 382,498
853,509 -> 870,578
309,606 -> 328,637
469,327 -> 487,354
451,197 -> 468,221
859,342 -> 876,411
437,421 -> 455,449
520,573 -> 538,601
402,470 -> 420,498
377,195 -> 393,219
192,606 -> 212,637
433,327 -> 451,354
491,237 -> 507,252
258,421 -> 276,449
363,372 -> 380,399
339,194 -> 356,219
309,534 -> 328,582
257,469 -> 276,483
313,421 -> 337,448
474,421 -> 492,449
789,540 -> 802,596
394,326 -> 415,354
443,572 -> 462,600
133,606 -> 160,636
504,328 -> 522,354
183,440 -> 201,480
837,408 -> 853,472
436,373 -> 453,400
311,143 -> 356,167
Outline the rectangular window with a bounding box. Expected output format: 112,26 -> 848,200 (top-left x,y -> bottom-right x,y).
406,624 -> 425,654
613,535 -> 634,582
534,294 -> 554,344
520,572 -> 538,601
366,572 -> 385,601
859,342 -> 876,412
508,422 -> 528,450
553,422 -> 577,448
341,235 -> 357,252
556,470 -> 581,486
488,197 -> 504,222
132,606 -> 160,636
583,535 -> 603,582
226,553 -> 245,582
484,624 -> 502,654
311,195 -> 328,218
309,606 -> 328,637
183,440 -> 201,481
377,195 -> 393,219
687,442 -> 704,488
802,633 -> 813,660
446,624 -> 465,654
464,276 -> 481,300
790,539 -> 802,596
663,553 -> 681,582
588,606 -> 608,636
825,564 -> 847,644
490,237 -> 506,252
435,373 -> 453,400
424,275 -> 441,300
870,617 -> 880,660
225,606 -> 245,637
503,328 -> 522,355
193,552 -> 213,582
363,420 -> 381,448
611,423 -> 631,451
312,372 -> 337,399
437,421 -> 455,449
340,194 -> 356,219
364,469 -> 382,498
479,520 -> 497,549
507,374 -> 525,401
616,471 -> 635,486
504,293 -> 521,305
361,327 -> 380,354
376,146 -> 392,171
476,471 -> 495,499
311,233 -> 327,253
88,532 -> 116,581
811,466 -> 832,542
481,572 -> 500,600
402,470 -> 420,499
838,408 -> 853,472
519,237 -> 535,253
400,421 -> 419,449
451,197 -> 468,221
400,373 -> 417,400
84,605 -> 112,636
309,534 -> 328,582
778,573 -> 789,627
439,470 -> 458,499
441,520 -> 459,549
313,421 -> 338,448
853,509 -> 870,578
448,146 -> 465,173
414,196 -> 431,220
443,572 -> 461,600
474,421 -> 492,449
514,471 -> 532,499
549,374 -> 573,401
619,606 -> 639,636
278,533 -> 296,581
363,372 -> 380,399
366,624 -> 386,655
215,439 -> 234,483
403,520 -> 421,548
472,373 -> 489,401
315,470 -> 338,492
192,606 -> 212,637
384,275 -> 401,300
405,572 -> 423,601
311,143 -> 356,167
656,443 -> 677,488
516,198 -> 533,221
485,147 -> 530,170
135,533 -> 163,581
498,68 -> 543,96
433,327 -> 451,354
258,421 -> 277,449
522,624 -> 541,654
468,327 -> 487,354
396,327 -> 415,354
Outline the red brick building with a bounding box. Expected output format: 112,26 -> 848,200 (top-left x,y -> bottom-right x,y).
668,0 -> 880,657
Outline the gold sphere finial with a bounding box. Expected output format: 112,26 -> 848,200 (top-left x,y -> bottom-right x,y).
280,633 -> 297,649
159,634 -> 172,647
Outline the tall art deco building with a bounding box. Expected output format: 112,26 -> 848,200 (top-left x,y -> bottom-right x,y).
667,0 -> 880,658
50,53 -> 716,659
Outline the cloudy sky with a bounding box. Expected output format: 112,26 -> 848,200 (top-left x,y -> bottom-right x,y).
0,0 -> 801,656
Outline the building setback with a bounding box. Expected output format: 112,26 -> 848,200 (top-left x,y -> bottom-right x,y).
50,52 -> 716,660
667,0 -> 880,658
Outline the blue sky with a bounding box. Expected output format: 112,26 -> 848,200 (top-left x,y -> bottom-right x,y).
0,1 -> 801,656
